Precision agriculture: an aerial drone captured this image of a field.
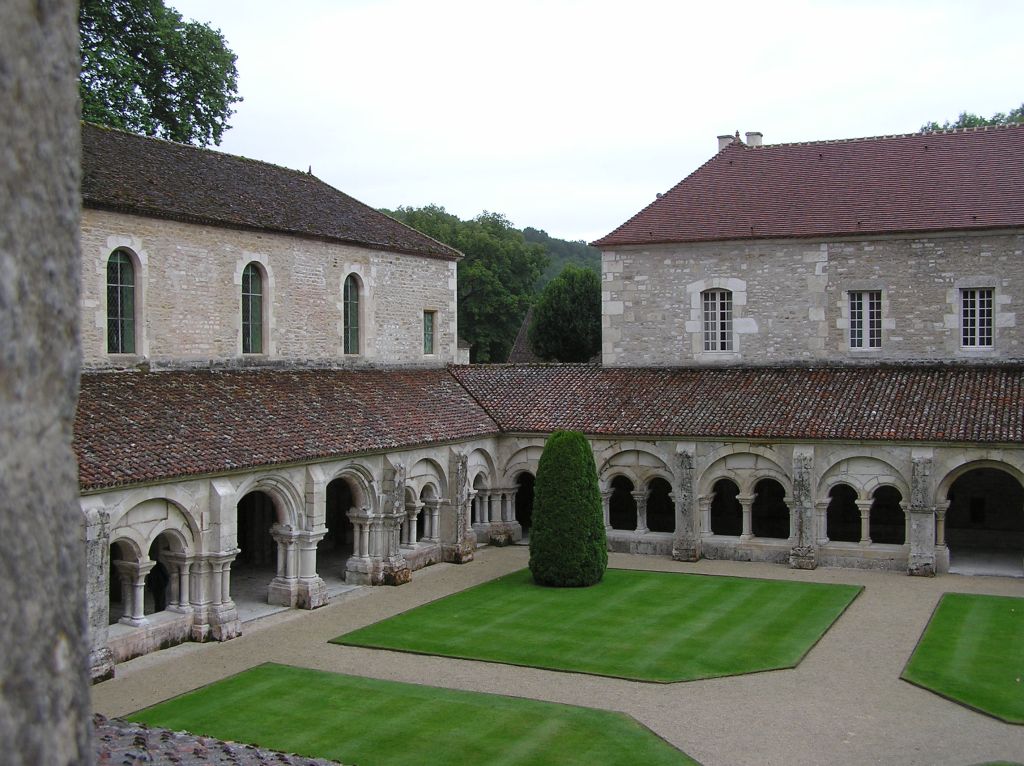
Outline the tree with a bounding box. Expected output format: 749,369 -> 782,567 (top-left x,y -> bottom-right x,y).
528,264 -> 601,362
80,0 -> 241,146
385,205 -> 548,362
921,102 -> 1024,132
522,227 -> 601,288
529,430 -> 607,587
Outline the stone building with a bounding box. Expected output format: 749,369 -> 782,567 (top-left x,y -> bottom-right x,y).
77,123 -> 1024,681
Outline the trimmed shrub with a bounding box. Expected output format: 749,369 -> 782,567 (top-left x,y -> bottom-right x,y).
529,430 -> 607,587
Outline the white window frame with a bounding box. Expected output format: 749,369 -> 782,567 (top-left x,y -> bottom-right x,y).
849,290 -> 882,349
702,289 -> 733,352
961,287 -> 994,348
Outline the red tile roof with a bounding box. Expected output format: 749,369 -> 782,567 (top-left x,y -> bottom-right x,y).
81,123 -> 461,261
451,364 -> 1024,444
593,125 -> 1024,247
75,369 -> 499,491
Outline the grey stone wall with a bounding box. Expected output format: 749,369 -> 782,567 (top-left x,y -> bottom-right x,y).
602,230 -> 1023,366
80,209 -> 458,368
0,1 -> 92,763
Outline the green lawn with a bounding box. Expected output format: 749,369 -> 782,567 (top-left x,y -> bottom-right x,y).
902,592 -> 1024,724
129,663 -> 699,766
333,568 -> 861,682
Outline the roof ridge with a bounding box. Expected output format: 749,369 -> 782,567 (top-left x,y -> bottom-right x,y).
746,122 -> 1024,150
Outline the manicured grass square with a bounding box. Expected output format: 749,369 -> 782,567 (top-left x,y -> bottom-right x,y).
902,592 -> 1024,724
129,663 -> 698,766
333,568 -> 861,682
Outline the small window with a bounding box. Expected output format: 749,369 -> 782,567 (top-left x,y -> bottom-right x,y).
343,274 -> 360,354
423,310 -> 436,355
241,263 -> 263,354
849,290 -> 881,349
107,249 -> 135,353
702,289 -> 733,352
961,287 -> 993,347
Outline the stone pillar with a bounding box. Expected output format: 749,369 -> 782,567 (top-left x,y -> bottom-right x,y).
268,524 -> 300,607
405,501 -> 423,545
738,495 -> 755,540
601,490 -> 612,531
202,550 -> 241,641
907,453 -> 937,577
504,490 -> 517,522
422,500 -> 439,541
935,502 -> 948,548
672,449 -> 700,561
856,500 -> 872,545
113,560 -> 155,627
163,552 -> 195,614
698,495 -> 713,537
814,501 -> 830,545
83,506 -> 115,682
632,490 -> 649,534
441,451 -> 475,564
789,447 -> 817,570
296,530 -> 328,609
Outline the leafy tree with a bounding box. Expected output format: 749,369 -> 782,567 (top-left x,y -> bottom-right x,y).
522,227 -> 601,288
529,430 -> 607,587
80,0 -> 241,146
921,102 -> 1024,132
528,264 -> 601,362
384,205 -> 547,362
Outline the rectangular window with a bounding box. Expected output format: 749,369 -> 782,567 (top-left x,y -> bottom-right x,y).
423,310 -> 435,355
702,290 -> 733,351
961,288 -> 994,347
849,291 -> 881,349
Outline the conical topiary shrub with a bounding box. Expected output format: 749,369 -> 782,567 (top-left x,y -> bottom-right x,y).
528,430 -> 607,587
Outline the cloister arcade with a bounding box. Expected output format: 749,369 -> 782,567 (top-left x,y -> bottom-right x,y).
84,438 -> 1024,680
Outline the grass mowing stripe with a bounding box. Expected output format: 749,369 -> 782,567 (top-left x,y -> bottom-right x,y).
334,568 -> 861,683
903,593 -> 1024,724
130,663 -> 698,766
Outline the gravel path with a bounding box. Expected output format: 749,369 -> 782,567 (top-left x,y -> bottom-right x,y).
92,548 -> 1024,766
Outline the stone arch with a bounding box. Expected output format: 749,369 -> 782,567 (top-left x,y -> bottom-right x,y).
233,473 -> 303,530
709,477 -> 742,536
325,463 -> 377,514
935,459 -> 1024,503
608,474 -> 637,531
751,477 -> 790,539
699,445 -> 789,497
502,444 -> 543,485
817,454 -> 910,503
940,461 -> 1024,573
409,457 -> 448,500
597,446 -> 669,487
108,485 -> 202,539
826,482 -> 860,543
467,447 -> 496,486
869,484 -> 905,545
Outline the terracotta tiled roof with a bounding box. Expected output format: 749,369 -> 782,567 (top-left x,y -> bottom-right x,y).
75,369 -> 499,491
593,125 -> 1024,247
81,123 -> 461,261
451,364 -> 1024,444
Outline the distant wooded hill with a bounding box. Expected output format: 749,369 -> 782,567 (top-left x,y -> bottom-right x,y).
521,227 -> 601,289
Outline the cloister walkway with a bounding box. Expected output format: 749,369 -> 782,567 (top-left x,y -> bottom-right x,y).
93,547 -> 1024,766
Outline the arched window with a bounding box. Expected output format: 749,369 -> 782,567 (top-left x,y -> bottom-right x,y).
106,249 -> 135,353
702,289 -> 733,351
241,263 -> 263,354
343,274 -> 360,354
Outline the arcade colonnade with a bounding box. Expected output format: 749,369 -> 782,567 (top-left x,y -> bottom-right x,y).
82,436 -> 1024,681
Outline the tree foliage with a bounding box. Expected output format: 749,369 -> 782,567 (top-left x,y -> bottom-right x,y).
529,430 -> 607,587
522,227 -> 601,288
80,0 -> 241,146
528,264 -> 601,362
384,205 -> 547,362
921,103 -> 1024,132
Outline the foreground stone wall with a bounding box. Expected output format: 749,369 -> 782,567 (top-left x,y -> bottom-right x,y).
0,1 -> 92,762
602,230 -> 1023,366
80,209 -> 458,368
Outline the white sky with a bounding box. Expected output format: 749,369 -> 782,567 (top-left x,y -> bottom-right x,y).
170,0 -> 1022,243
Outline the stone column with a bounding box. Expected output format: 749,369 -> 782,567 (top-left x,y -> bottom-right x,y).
814,501 -> 830,545
83,506 -> 115,682
163,552 -> 195,613
204,550 -> 241,641
738,495 -> 755,540
935,502 -> 948,548
296,530 -> 328,609
632,490 -> 649,535
441,451 -> 475,564
789,447 -> 817,570
672,449 -> 700,561
601,490 -> 612,531
504,490 -> 518,522
698,495 -> 713,537
907,454 -> 937,576
114,560 -> 155,627
422,500 -> 439,541
856,500 -> 872,545
268,524 -> 300,607
405,501 -> 423,545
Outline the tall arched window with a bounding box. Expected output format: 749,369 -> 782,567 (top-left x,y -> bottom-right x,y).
343,274 -> 360,354
107,249 -> 136,353
241,263 -> 263,354
702,289 -> 733,351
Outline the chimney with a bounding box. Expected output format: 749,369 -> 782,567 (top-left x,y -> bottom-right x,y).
745,131 -> 763,147
717,134 -> 734,151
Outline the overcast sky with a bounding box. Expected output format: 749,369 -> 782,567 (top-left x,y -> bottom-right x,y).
170,0 -> 1022,243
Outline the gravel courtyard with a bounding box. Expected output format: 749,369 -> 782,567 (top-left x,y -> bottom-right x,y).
92,547 -> 1024,766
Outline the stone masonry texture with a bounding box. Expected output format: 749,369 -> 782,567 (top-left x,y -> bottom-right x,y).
0,1 -> 93,764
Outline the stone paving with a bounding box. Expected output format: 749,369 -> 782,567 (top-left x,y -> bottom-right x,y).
93,547 -> 1024,766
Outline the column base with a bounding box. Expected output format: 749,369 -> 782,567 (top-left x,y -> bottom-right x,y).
442,541 -> 475,564
672,539 -> 701,562
89,647 -> 115,684
789,545 -> 818,570
268,577 -> 299,607
191,603 -> 241,642
908,553 -> 936,577
297,576 -> 329,609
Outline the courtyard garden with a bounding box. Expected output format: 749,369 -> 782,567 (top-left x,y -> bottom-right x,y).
334,567 -> 862,682
129,663 -> 699,766
902,592 -> 1024,724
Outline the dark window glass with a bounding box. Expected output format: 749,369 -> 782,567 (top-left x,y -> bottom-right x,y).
344,275 -> 360,354
242,263 -> 263,354
106,250 -> 135,353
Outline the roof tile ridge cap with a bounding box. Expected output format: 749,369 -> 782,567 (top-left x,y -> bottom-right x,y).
590,148 -> 735,246
920,123 -> 1024,136
445,366 -> 503,429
